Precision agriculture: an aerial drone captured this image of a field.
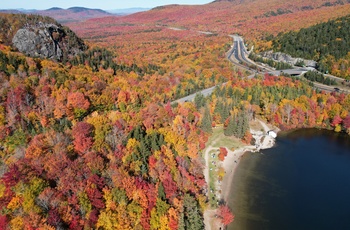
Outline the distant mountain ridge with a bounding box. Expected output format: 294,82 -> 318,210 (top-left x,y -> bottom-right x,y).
107,8 -> 150,15
60,0 -> 350,52
119,0 -> 350,39
0,7 -> 150,23
47,7 -> 63,11
29,7 -> 112,23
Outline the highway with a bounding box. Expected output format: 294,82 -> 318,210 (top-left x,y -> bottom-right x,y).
228,35 -> 350,93
173,35 -> 349,104
227,35 -> 255,72
228,35 -> 274,78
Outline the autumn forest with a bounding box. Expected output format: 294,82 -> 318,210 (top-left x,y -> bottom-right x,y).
1,0 -> 350,229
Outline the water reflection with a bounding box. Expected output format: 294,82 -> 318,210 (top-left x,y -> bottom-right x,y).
228,129 -> 350,230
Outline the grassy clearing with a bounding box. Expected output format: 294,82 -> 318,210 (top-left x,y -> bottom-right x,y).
208,127 -> 244,150
205,127 -> 244,208
208,149 -> 219,208
250,120 -> 264,132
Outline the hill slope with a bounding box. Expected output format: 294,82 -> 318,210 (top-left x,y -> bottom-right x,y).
0,7 -> 113,23
270,14 -> 350,78
66,0 -> 350,42
32,7 -> 113,23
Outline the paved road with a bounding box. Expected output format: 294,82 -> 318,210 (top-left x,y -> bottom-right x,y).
172,85 -> 222,104
228,35 -> 273,78
228,35 -> 255,69
173,35 -> 349,104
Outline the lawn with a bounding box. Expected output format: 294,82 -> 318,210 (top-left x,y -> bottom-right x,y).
208,126 -> 244,150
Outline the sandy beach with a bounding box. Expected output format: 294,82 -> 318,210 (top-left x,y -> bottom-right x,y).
204,119 -> 278,230
222,120 -> 277,200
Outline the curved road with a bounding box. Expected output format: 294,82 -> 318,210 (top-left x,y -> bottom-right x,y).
172,35 -> 349,104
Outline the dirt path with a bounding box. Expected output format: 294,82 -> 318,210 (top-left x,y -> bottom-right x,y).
203,138 -> 219,230
257,119 -> 277,150
203,120 -> 278,230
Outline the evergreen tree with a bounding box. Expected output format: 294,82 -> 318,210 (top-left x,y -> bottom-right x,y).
235,113 -> 243,138
224,116 -> 236,136
183,194 -> 204,230
214,100 -> 223,118
221,103 -> 231,124
201,105 -> 212,133
158,182 -> 166,200
240,110 -> 250,138
194,93 -> 205,109
178,207 -> 185,230
227,110 -> 250,139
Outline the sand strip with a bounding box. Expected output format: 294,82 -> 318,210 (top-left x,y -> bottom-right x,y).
204,119 -> 278,230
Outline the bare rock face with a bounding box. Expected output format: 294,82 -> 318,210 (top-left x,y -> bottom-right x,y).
261,51 -> 317,67
12,22 -> 86,61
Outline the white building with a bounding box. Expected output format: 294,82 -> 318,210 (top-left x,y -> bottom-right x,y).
267,130 -> 277,138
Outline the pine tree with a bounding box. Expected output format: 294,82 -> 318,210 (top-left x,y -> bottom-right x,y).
194,93 -> 205,109
236,113 -> 244,138
183,194 -> 204,230
178,207 -> 185,230
158,182 -> 166,200
221,103 -> 231,124
241,110 -> 250,138
235,110 -> 249,139
224,116 -> 235,136
201,105 -> 212,133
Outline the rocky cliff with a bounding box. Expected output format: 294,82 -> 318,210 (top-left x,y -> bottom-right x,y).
0,13 -> 87,61
261,50 -> 317,68
12,22 -> 86,61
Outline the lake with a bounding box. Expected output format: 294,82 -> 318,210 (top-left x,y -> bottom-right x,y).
227,129 -> 350,230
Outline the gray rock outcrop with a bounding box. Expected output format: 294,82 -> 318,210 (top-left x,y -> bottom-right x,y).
261,51 -> 317,68
12,22 -> 85,61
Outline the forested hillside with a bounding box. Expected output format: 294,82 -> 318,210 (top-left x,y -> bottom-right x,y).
0,13 -> 235,229
0,41 -> 212,229
66,0 -> 350,44
1,2 -> 350,229
270,14 -> 350,79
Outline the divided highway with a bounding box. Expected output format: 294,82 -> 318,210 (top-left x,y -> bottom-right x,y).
228,35 -> 349,94
173,35 -> 349,104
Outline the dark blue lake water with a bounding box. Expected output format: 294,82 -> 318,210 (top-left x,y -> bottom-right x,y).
228,129 -> 350,230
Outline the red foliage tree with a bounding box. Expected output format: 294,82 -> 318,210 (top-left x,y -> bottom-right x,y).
218,147 -> 228,161
2,164 -> 21,188
164,101 -> 175,117
69,215 -> 82,229
72,122 -> 94,154
331,115 -> 342,126
140,209 -> 151,230
342,115 -> 350,129
86,175 -> 105,209
89,209 -> 99,226
162,170 -> 178,201
47,208 -> 61,227
218,205 -> 235,226
242,131 -> 253,144
67,92 -> 90,110
0,215 -> 8,230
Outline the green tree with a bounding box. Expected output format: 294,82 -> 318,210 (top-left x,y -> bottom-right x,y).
194,93 -> 205,109
182,194 -> 204,230
201,105 -> 212,133
224,116 -> 236,136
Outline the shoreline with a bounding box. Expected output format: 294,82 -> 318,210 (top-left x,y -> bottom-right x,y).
204,119 -> 278,230
221,147 -> 252,202
222,119 -> 278,202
